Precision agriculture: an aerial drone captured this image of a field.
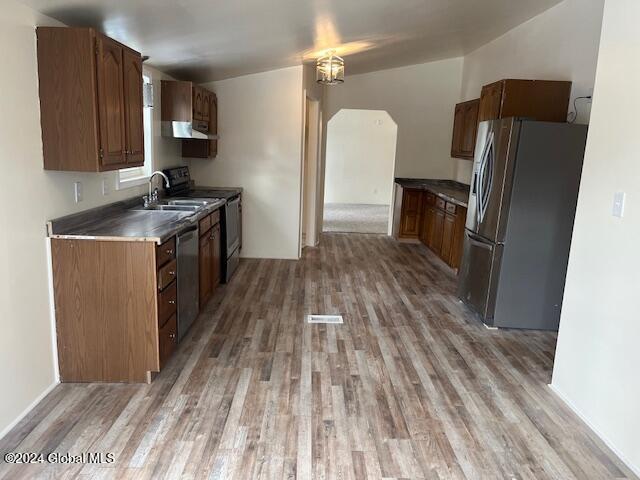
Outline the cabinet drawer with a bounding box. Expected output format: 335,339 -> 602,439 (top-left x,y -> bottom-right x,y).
159,313 -> 177,368
199,214 -> 212,234
445,202 -> 457,215
435,197 -> 446,211
158,280 -> 177,327
210,209 -> 220,226
158,258 -> 177,291
156,237 -> 176,268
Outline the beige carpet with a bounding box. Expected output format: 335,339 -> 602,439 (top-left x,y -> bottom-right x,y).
323,203 -> 389,234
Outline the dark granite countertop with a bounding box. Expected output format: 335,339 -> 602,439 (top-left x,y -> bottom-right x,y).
395,178 -> 470,207
48,192 -> 231,244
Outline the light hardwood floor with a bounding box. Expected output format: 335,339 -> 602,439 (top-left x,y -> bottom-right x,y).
0,233 -> 635,479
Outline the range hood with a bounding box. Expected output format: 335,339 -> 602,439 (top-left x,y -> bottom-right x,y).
161,120 -> 217,140
160,80 -> 218,140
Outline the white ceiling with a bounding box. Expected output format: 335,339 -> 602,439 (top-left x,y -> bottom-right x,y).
23,0 -> 563,82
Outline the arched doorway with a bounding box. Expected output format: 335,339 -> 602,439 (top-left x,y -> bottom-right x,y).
322,109 -> 398,234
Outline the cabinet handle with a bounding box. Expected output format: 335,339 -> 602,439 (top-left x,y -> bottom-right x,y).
168,300 -> 176,305
169,270 -> 176,276
169,333 -> 176,339
166,249 -> 174,255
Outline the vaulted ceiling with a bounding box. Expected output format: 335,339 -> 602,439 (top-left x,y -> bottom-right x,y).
22,0 -> 563,81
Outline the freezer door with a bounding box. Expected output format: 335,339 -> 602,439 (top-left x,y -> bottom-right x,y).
457,231 -> 503,324
467,118 -> 520,243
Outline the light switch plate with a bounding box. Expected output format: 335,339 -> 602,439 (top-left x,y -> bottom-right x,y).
74,181 -> 83,203
102,178 -> 109,196
612,191 -> 625,218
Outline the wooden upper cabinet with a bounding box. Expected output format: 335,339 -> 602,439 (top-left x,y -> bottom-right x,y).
478,79 -> 572,123
182,91 -> 218,159
478,81 -> 504,122
37,27 -> 144,171
122,49 -> 144,166
451,99 -> 480,159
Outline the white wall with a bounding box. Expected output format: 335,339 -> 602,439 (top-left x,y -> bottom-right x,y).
189,66 -> 304,259
324,109 -> 396,205
551,0 -> 640,474
0,0 -> 181,438
324,58 -> 464,181
456,0 -> 604,183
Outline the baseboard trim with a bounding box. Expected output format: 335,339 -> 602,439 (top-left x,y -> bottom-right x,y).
0,382 -> 58,441
548,383 -> 640,478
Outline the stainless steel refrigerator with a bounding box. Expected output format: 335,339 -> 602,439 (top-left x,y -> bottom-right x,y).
457,118 -> 588,330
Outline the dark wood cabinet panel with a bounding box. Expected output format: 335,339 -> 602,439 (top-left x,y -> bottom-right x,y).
441,213 -> 455,263
451,99 -> 480,159
199,216 -> 222,310
96,35 -> 127,168
448,209 -> 467,270
429,209 -> 445,254
123,49 -> 144,166
399,189 -> 423,238
193,87 -> 203,121
157,280 -> 177,327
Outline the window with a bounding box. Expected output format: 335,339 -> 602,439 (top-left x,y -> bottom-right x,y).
117,73 -> 153,189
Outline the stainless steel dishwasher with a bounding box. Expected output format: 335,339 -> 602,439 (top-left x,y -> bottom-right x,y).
176,225 -> 199,340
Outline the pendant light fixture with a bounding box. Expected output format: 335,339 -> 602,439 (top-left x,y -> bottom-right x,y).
316,52 -> 345,85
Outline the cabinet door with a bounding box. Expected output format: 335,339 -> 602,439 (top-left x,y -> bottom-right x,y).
460,100 -> 480,157
441,213 -> 455,265
449,206 -> 467,270
96,35 -> 126,167
201,91 -> 210,123
199,230 -> 212,309
211,223 -> 221,288
122,49 -> 144,166
478,81 -> 504,122
399,189 -> 423,238
450,103 -> 465,157
429,209 -> 445,254
193,87 -> 203,121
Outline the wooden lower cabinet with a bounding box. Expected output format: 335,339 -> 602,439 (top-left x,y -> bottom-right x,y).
400,188 -> 467,270
51,236 -> 179,383
199,210 -> 222,309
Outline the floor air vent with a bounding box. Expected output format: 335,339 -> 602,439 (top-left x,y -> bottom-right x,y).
306,315 -> 344,324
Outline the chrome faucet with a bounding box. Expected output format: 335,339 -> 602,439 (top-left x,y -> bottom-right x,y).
143,171 -> 171,207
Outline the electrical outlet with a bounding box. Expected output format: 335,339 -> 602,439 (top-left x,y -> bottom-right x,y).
74,181 -> 83,203
102,178 -> 109,196
612,191 -> 625,218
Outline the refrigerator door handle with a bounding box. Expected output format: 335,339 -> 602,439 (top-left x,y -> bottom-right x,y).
477,131 -> 494,224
